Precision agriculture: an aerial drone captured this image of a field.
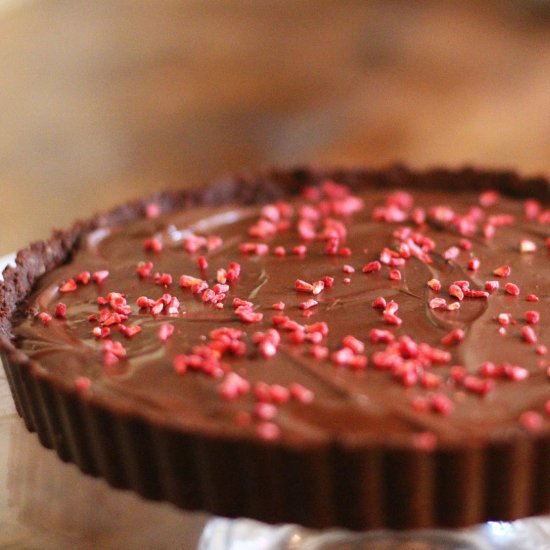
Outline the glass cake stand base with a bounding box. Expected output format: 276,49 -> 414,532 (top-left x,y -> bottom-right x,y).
198,516 -> 550,550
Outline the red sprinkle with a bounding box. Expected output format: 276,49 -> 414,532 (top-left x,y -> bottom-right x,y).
311,345 -> 329,359
325,238 -> 339,256
102,339 -> 126,366
54,303 -> 67,318
421,372 -> 442,389
300,299 -> 318,310
430,393 -> 454,415
154,272 -> 173,287
249,219 -> 277,239
293,244 -> 308,256
136,261 -> 154,278
92,326 -> 111,339
289,382 -> 314,403
342,335 -> 365,354
411,396 -> 429,412
372,296 -> 387,310
219,372 -> 250,401
464,289 -> 489,299
74,376 -> 92,393
412,208 -> 426,225
412,432 -> 437,452
143,237 -> 163,253
459,238 -> 472,251
483,223 -> 495,239
272,302 -> 285,311
479,190 -> 500,207
443,246 -> 460,261
295,279 -> 314,293
183,234 -> 206,253
227,262 -> 241,281
493,264 -> 511,277
253,402 -> 278,421
450,366 -> 466,383
441,329 -> 465,346
306,321 -> 329,336
92,270 -> 109,284
349,355 -> 368,369
525,311 -> 540,324
467,258 -> 480,271
270,384 -> 291,404
158,323 -> 175,342
76,271 -> 91,284
253,329 -> 281,359
521,326 -> 537,344
519,410 -> 544,432
136,296 -> 153,309
485,280 -> 499,292
389,269 -> 402,281
38,311 -> 52,326
237,309 -> 263,323
173,355 -> 188,375
463,375 -> 494,396
179,274 -> 205,288
448,284 -> 464,301
332,347 -> 354,366
145,203 -> 161,218
362,261 -> 382,273
429,297 -> 447,310
525,199 -> 541,220
519,239 -> 537,253
213,283 -> 230,294
383,312 -> 402,326
216,268 -> 227,284
240,242 -> 269,256
59,279 -> 77,293
505,283 -> 520,296
498,313 -> 511,326
506,364 -> 529,381
312,280 -> 325,295
453,280 -> 470,291
261,204 -> 281,222
427,278 -> 442,291
526,294 -> 539,302
197,256 -> 208,271
120,324 -> 142,338
478,361 -> 501,378
257,422 -> 281,441
233,297 -> 253,309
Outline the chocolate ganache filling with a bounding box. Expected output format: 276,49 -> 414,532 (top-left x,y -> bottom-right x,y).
11,182 -> 550,452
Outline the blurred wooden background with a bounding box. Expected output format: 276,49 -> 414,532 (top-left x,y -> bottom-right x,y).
1,0 -> 550,255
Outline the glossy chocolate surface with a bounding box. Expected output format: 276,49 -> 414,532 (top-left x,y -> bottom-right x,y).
12,182 -> 549,451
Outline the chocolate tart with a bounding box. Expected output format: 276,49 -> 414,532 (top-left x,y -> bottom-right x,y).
1,166 -> 549,530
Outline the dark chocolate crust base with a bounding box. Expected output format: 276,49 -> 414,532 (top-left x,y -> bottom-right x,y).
1,165 -> 550,531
